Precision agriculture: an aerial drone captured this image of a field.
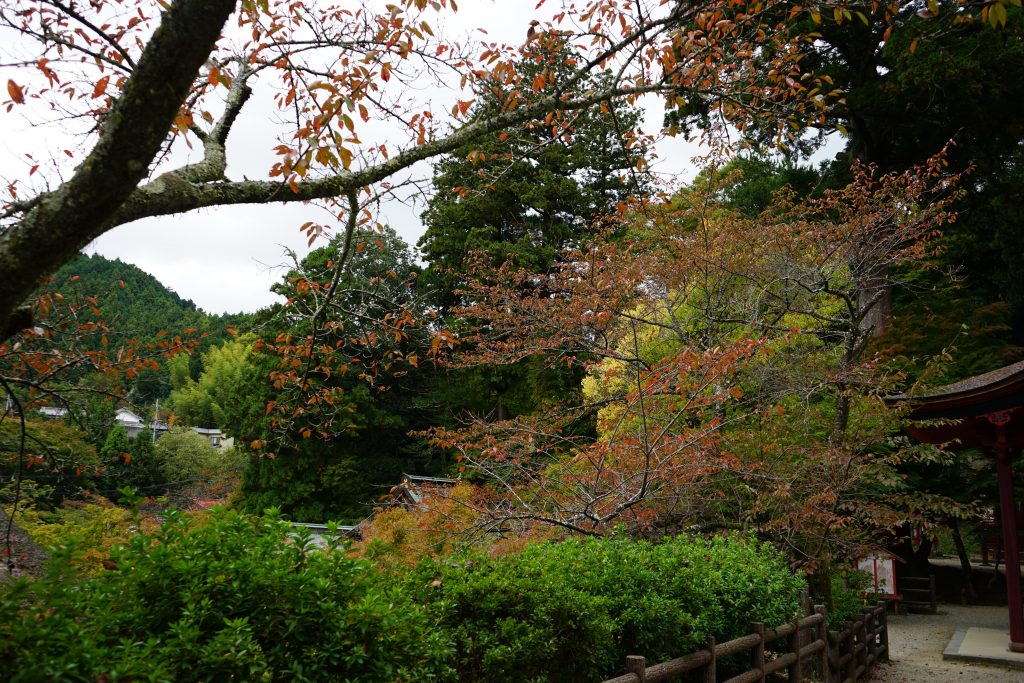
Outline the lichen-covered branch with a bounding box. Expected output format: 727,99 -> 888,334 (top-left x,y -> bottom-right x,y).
0,0 -> 237,339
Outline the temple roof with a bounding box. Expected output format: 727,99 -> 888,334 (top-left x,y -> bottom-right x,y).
885,360 -> 1024,421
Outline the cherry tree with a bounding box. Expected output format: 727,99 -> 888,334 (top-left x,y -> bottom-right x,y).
0,0 -> 858,340
419,151 -> 968,561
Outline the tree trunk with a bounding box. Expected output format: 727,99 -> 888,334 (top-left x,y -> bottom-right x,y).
857,265 -> 892,338
951,517 -> 978,602
808,561 -> 835,613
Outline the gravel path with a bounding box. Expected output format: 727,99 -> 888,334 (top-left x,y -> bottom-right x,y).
869,605 -> 1024,683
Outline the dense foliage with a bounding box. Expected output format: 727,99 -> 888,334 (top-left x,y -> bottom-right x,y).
0,420 -> 98,505
5,8 -> 1023,668
232,228 -> 447,523
50,254 -> 249,401
418,47 -> 650,313
408,534 -> 804,682
1,509 -> 453,682
2,506 -> 806,683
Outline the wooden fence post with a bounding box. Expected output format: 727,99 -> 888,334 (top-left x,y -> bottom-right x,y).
815,605 -> 829,683
858,616 -> 868,678
863,606 -> 877,666
752,622 -> 766,682
878,601 -> 890,662
845,619 -> 857,683
626,655 -> 646,682
788,617 -> 802,683
703,636 -> 716,683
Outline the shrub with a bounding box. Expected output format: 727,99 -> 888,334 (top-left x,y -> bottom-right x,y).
1,508 -> 453,682
827,566 -> 873,628
407,533 -> 804,682
17,497 -> 138,575
155,426 -> 224,482
0,419 -> 99,504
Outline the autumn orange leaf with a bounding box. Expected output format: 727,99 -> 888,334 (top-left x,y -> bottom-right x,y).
7,79 -> 24,104
93,75 -> 110,99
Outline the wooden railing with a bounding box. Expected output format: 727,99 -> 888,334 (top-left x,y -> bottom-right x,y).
827,603 -> 889,683
602,602 -> 888,683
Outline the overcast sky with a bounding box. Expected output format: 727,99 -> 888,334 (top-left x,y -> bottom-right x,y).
2,1 -> 707,315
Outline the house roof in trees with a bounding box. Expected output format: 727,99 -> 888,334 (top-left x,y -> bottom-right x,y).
116,408 -> 144,427
392,474 -> 457,507
38,406 -> 68,418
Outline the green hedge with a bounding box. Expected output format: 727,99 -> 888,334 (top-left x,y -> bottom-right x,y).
2,510 -> 804,683
0,509 -> 452,682
406,534 -> 805,682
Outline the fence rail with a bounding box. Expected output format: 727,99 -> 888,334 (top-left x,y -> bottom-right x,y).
602,601 -> 888,683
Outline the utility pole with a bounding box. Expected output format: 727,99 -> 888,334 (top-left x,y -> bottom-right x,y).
152,398 -> 160,444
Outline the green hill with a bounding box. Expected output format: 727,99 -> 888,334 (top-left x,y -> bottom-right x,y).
47,254 -> 250,401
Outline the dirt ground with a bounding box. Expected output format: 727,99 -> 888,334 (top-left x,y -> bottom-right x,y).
869,604 -> 1024,683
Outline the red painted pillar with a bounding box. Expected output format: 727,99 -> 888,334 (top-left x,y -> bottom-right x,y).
995,444 -> 1024,651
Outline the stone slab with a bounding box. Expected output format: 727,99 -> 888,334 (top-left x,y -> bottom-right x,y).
943,626 -> 1024,669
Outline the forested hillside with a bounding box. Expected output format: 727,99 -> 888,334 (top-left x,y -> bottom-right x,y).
48,254 -> 250,401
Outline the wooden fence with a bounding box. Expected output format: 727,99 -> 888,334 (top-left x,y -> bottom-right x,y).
602,602 -> 888,683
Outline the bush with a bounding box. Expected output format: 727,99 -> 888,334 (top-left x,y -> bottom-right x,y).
0,419 -> 99,504
827,567 -> 873,628
3,514 -> 805,682
407,534 -> 805,682
17,498 -> 138,575
1,508 -> 453,682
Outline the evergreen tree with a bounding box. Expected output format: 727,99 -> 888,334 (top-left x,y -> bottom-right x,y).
233,227 -> 445,522
100,424 -> 132,466
127,433 -> 166,497
418,42 -> 652,312
418,43 -> 652,423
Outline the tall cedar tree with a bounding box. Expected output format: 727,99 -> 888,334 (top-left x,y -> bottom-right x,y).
419,45 -> 651,312
234,227 -> 444,522
418,43 -> 652,421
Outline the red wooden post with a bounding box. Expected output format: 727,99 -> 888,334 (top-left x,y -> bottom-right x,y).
996,443 -> 1024,651
626,655 -> 646,683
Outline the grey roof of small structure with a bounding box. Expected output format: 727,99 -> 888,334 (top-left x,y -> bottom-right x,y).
288,521 -> 361,547
399,473 -> 457,504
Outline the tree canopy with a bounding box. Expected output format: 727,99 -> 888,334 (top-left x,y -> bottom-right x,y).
419,45 -> 651,311
0,0 -> 881,338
